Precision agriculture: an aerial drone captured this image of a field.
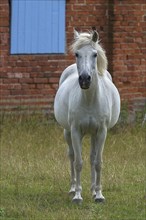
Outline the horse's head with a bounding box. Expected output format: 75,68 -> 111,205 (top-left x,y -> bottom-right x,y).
71,29 -> 107,90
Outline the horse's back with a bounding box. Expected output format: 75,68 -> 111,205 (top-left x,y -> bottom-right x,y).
59,63 -> 77,86
54,64 -> 78,130
105,70 -> 112,81
101,75 -> 120,128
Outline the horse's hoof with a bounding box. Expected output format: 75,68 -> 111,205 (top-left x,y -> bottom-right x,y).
72,198 -> 83,204
94,190 -> 105,203
72,195 -> 83,204
95,197 -> 105,203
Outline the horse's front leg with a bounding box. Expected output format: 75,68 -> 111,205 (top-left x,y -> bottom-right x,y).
94,126 -> 107,203
64,129 -> 76,194
71,126 -> 83,203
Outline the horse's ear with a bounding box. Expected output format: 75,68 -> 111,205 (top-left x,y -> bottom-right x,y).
74,28 -> 79,39
92,30 -> 99,43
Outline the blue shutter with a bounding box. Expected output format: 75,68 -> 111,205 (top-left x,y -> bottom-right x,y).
10,0 -> 66,54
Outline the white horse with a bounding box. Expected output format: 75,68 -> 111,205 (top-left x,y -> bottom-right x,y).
54,30 -> 120,203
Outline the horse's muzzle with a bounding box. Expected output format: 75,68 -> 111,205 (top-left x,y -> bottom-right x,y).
79,74 -> 91,89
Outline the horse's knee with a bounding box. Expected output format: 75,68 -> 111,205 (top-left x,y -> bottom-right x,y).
74,160 -> 83,172
95,161 -> 102,172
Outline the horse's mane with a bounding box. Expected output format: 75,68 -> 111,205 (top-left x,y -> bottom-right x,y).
70,31 -> 108,75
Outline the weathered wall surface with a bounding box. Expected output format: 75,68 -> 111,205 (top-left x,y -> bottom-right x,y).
0,0 -> 145,116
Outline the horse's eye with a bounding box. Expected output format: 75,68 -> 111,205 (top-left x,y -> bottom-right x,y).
75,53 -> 79,58
93,53 -> 97,58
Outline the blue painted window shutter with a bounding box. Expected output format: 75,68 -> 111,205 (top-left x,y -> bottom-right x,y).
10,0 -> 66,54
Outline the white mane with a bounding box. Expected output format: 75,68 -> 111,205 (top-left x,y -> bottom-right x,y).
70,31 -> 108,75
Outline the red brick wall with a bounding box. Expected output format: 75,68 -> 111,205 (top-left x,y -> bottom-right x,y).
0,0 -> 145,116
113,0 -> 146,114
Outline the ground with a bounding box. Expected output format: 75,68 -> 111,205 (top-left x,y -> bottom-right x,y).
0,115 -> 146,220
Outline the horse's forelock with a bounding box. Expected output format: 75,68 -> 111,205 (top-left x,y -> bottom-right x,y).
70,32 -> 93,53
70,31 -> 107,75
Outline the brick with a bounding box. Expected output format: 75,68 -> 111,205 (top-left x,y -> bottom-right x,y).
49,78 -> 59,84
19,78 -> 34,84
0,90 -> 10,96
3,78 -> 18,84
22,84 -> 36,90
34,78 -> 49,84
0,17 -> 9,26
10,90 -> 25,96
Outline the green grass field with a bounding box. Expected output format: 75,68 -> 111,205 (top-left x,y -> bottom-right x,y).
0,115 -> 146,220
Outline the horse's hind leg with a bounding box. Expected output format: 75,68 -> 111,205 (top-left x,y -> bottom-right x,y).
64,129 -> 76,194
90,136 -> 97,198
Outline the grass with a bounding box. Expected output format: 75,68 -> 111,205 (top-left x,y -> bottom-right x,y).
0,115 -> 146,220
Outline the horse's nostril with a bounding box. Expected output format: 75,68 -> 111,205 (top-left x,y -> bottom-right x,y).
87,75 -> 91,81
79,75 -> 82,82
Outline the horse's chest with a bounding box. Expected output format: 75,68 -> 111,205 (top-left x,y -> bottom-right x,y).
79,114 -> 98,134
